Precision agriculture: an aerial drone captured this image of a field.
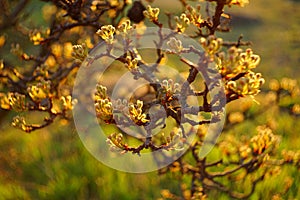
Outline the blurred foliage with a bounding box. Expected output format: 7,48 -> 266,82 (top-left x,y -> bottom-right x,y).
0,0 -> 299,199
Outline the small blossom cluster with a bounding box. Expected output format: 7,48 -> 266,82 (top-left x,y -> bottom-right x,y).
226,0 -> 249,7
117,20 -> 134,38
29,29 -> 48,45
175,4 -> 204,33
209,46 -> 265,99
175,13 -> 190,33
250,126 -> 279,156
282,150 -> 300,167
106,133 -> 127,153
217,47 -> 260,79
96,25 -> 116,44
27,79 -> 52,102
158,79 -> 180,103
185,5 -> 203,27
220,126 -> 279,160
143,5 -> 160,22
11,116 -> 32,133
60,95 -> 77,111
94,85 -> 149,126
128,100 -> 149,125
94,84 -> 114,123
0,92 -> 26,112
200,36 -> 223,57
167,37 -> 183,54
72,43 -> 88,62
94,20 -> 134,46
226,72 -> 265,96
125,54 -> 138,70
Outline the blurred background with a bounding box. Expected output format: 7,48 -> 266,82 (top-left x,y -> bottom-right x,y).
0,0 -> 299,199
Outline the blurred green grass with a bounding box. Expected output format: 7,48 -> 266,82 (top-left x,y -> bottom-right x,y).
0,0 -> 300,199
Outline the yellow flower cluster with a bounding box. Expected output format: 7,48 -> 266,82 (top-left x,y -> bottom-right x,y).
94,84 -> 114,123
29,30 -> 49,45
174,13 -> 190,33
200,36 -> 223,57
95,99 -> 114,122
118,20 -> 134,38
239,145 -> 251,159
240,49 -> 260,68
72,43 -> 88,62
158,79 -> 180,102
282,150 -> 300,165
106,133 -> 127,153
167,37 -> 183,54
27,79 -> 51,102
185,4 -> 203,27
95,84 -> 109,100
11,116 -> 32,133
217,47 -> 260,79
143,5 -> 160,22
0,92 -> 26,111
61,95 -> 77,111
226,0 -> 249,7
125,55 -> 138,70
128,100 -> 149,125
226,72 -> 265,96
250,126 -> 278,155
96,25 -> 116,44
220,126 -> 279,160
